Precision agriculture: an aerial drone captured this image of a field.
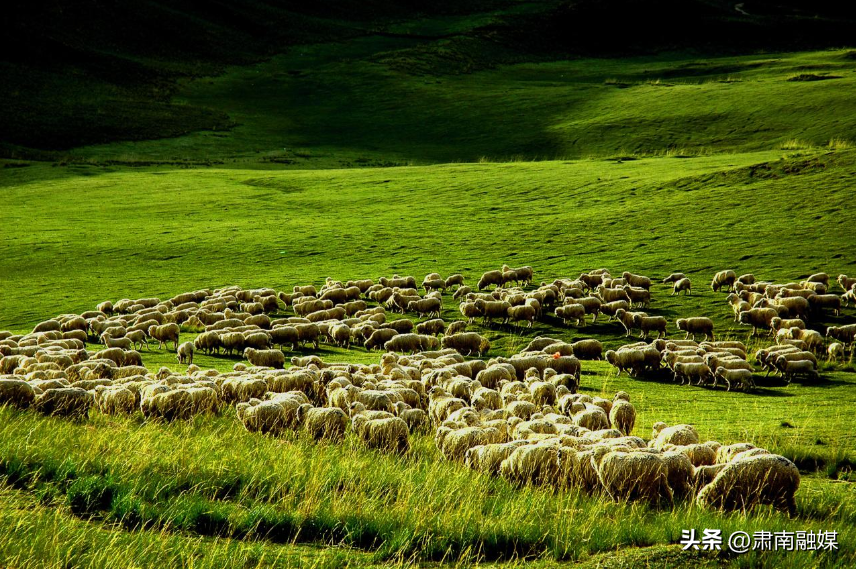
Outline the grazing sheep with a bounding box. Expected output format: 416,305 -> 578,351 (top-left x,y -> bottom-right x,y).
570,339 -> 603,360
192,331 -> 222,355
93,385 -> 137,415
365,329 -> 398,351
452,286 -> 472,300
474,299 -> 511,325
697,454 -> 800,515
663,273 -> 687,284
837,274 -> 856,292
0,379 -> 36,408
441,332 -> 490,356
556,304 -> 586,327
808,294 -> 842,316
34,387 -> 94,418
710,270 -> 737,292
176,342 -> 194,365
634,315 -> 667,340
827,342 -> 845,362
500,443 -> 559,486
676,317 -> 714,341
445,274 -> 465,289
826,324 -> 856,346
303,406 -> 349,441
244,348 -> 286,369
352,415 -> 410,454
477,270 -> 504,290
714,367 -> 755,391
415,319 -> 446,336
445,321 -> 467,336
593,447 -> 671,504
737,308 -> 778,335
599,300 -> 630,322
605,349 -> 645,377
407,297 -> 442,318
507,305 -> 537,328
622,272 -> 652,290
623,286 -> 650,308
148,323 -> 180,351
671,278 -> 692,296
385,333 -> 438,354
294,323 -> 320,349
596,286 -> 630,303
609,393 -> 636,435
651,423 -> 699,448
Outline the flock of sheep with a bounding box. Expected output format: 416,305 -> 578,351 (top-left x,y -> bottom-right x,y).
0,340 -> 799,515
1,263 -> 850,518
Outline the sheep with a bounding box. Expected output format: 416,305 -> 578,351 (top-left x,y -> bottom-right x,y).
737,308 -> 778,335
0,378 -> 36,408
827,342 -> 845,362
415,319 -> 446,336
407,297 -> 442,318
605,349 -> 645,377
827,324 -> 856,346
595,286 -> 630,303
843,289 -> 856,308
673,361 -> 712,386
444,274 -> 465,290
570,339 -> 603,360
244,348 -> 286,369
445,320 -> 467,336
623,286 -> 651,308
294,323 -> 320,350
303,406 -> 349,441
776,358 -> 819,383
599,300 -> 630,322
441,332 -> 490,356
465,442 -> 528,475
329,324 -> 351,349
808,294 -> 842,316
714,367 -> 755,392
474,299 -> 511,325
651,423 -> 699,448
385,334 -> 438,355
837,274 -> 856,292
696,454 -> 800,515
381,319 -> 414,334
93,385 -> 137,415
622,272 -> 652,290
662,273 -> 687,284
499,443 -> 559,486
805,272 -> 829,285
437,426 -> 502,462
710,270 -> 737,292
34,387 -> 94,418
97,301 -> 114,314
609,393 -> 636,435
452,286 -> 472,301
268,326 -> 299,351
574,404 -> 610,431
477,270 -> 504,290
671,278 -> 692,296
176,342 -> 194,365
614,308 -> 645,337
507,305 -> 537,328
147,323 -> 180,351
675,317 -> 714,342
365,329 -> 398,351
352,415 -> 410,454
759,297 -> 809,320
634,315 -> 667,339
592,447 -> 671,504
555,304 -> 586,327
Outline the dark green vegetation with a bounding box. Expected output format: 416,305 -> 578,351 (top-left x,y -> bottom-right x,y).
3,0 -> 856,566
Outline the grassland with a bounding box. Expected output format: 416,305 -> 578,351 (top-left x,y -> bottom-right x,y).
3,3 -> 856,564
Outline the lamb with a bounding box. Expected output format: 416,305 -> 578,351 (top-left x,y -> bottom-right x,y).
176,342 -> 195,365
477,270 -> 504,290
671,278 -> 692,296
507,305 -> 537,328
243,348 -> 286,369
415,318 -> 446,336
622,272 -> 652,290
441,332 -> 490,356
662,273 -> 687,284
147,323 -> 180,351
555,304 -> 586,327
352,415 -> 410,454
696,454 -> 800,515
0,378 -> 36,408
609,392 -> 636,435
676,317 -> 714,341
827,342 -> 845,362
303,406 -> 349,440
34,387 -> 94,418
710,270 -> 737,292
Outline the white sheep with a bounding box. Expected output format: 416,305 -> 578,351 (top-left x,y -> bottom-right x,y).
176,341 -> 195,365
710,270 -> 737,292
676,317 -> 714,341
697,454 -> 800,515
671,278 -> 692,296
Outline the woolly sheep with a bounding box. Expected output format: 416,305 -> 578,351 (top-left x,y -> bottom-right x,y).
0,378 -> 36,408
651,423 -> 699,448
93,385 -> 136,414
634,315 -> 667,339
662,273 -> 687,284
623,286 -> 650,308
500,443 -> 559,486
148,323 -> 180,351
34,387 -> 94,418
445,320 -> 467,336
303,406 -> 348,440
176,342 -> 194,365
826,324 -> 856,345
671,277 -> 692,296
592,447 -> 671,504
697,454 -> 799,515
710,270 -> 737,292
441,332 -> 490,356
477,270 -> 504,290
415,319 -> 446,336
737,307 -> 778,335
714,367 -> 755,392
507,304 -> 537,328
609,396 -> 636,435
676,317 -> 714,341
353,415 -> 410,454
827,342 -> 845,362
622,272 -> 652,290
407,297 -> 442,318
556,304 -> 586,327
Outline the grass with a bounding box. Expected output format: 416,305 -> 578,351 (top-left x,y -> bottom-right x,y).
3,5 -> 856,564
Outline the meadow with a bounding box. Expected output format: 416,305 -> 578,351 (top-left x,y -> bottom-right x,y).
3,3 -> 856,565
